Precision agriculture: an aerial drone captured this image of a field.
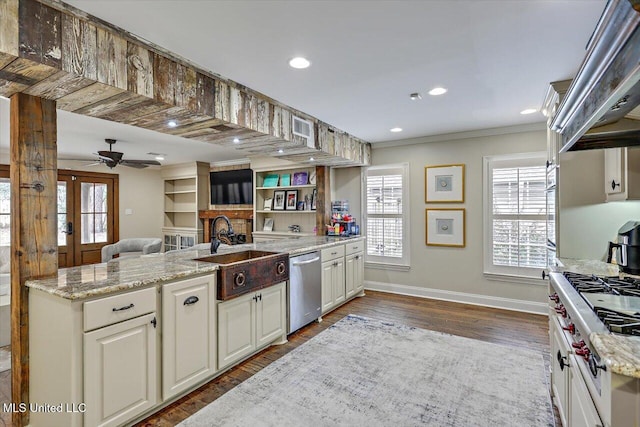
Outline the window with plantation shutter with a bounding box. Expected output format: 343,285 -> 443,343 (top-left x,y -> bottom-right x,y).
483,153 -> 547,279
365,164 -> 410,269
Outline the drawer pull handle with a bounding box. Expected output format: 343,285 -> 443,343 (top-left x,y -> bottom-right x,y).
276,261 -> 286,275
234,272 -> 246,288
112,303 -> 134,312
353,246 -> 358,250
184,296 -> 199,306
331,251 -> 337,255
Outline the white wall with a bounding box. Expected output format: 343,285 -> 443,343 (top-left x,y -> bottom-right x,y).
559,149 -> 640,260
359,127 -> 549,311
58,160 -> 163,240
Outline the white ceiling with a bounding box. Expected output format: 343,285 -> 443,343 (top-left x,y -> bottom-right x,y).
1,0 -> 607,165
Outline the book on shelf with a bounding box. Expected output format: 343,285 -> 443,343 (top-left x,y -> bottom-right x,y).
280,173 -> 291,186
292,171 -> 308,185
262,174 -> 279,187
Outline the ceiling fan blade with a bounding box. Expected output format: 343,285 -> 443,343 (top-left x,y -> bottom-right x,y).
120,159 -> 162,167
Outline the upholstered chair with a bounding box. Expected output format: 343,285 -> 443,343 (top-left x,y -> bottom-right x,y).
101,238 -> 162,262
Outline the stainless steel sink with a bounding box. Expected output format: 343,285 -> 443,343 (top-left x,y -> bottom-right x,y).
194,250 -> 289,300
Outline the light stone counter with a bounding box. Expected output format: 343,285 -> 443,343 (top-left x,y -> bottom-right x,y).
26,235 -> 365,300
590,333 -> 640,379
554,257 -> 620,277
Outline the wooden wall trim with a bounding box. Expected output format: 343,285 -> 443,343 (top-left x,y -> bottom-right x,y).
10,92 -> 58,427
0,0 -> 371,167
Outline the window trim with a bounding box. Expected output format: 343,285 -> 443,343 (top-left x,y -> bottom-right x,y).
483,152 -> 547,281
362,163 -> 410,270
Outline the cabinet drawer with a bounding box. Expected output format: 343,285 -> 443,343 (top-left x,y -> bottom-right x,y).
321,245 -> 345,262
345,242 -> 364,255
84,287 -> 156,332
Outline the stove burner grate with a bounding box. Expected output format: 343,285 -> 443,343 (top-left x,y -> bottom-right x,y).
593,308 -> 640,335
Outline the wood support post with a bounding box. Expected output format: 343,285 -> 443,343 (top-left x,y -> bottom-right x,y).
315,166 -> 330,235
10,92 -> 58,427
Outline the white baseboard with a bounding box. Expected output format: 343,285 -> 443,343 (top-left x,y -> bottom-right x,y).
364,280 -> 548,315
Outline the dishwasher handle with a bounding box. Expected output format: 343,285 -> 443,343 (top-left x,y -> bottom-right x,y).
291,257 -> 320,266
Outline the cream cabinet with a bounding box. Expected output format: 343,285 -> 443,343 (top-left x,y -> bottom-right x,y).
218,282 -> 286,370
83,287 -> 158,427
321,246 -> 346,314
162,275 -> 216,400
550,316 -> 570,427
604,147 -> 640,202
345,252 -> 364,299
569,354 -> 604,427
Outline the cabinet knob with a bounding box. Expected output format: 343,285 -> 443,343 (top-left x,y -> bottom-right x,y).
611,180 -> 620,190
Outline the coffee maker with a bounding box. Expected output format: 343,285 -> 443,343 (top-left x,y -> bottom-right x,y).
607,221 -> 640,275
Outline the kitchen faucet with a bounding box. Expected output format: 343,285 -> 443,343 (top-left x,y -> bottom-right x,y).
210,215 -> 235,254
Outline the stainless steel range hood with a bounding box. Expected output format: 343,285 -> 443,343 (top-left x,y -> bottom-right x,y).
551,0 -> 640,152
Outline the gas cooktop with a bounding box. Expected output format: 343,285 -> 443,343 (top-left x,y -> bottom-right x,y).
563,272 -> 640,336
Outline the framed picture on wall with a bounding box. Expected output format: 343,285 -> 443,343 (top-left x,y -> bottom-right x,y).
425,164 -> 465,203
426,208 -> 465,247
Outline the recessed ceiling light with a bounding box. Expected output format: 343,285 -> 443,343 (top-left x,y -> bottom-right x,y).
520,108 -> 537,115
155,156 -> 165,161
390,127 -> 403,133
289,57 -> 311,69
428,87 -> 447,96
233,137 -> 240,143
309,156 -> 315,162
167,120 -> 177,128
410,93 -> 422,100
278,149 -> 284,154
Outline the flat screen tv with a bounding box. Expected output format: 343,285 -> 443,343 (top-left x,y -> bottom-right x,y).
209,168 -> 253,205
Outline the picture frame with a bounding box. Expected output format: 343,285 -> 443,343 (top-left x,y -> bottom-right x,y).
311,188 -> 317,210
279,173 -> 291,187
263,198 -> 273,211
296,201 -> 305,210
263,218 -> 274,231
292,171 -> 308,186
273,190 -> 286,210
425,164 -> 465,203
285,190 -> 298,210
426,208 -> 465,247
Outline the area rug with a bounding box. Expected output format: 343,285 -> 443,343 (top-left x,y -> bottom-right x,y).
179,315 -> 553,427
0,346 -> 9,373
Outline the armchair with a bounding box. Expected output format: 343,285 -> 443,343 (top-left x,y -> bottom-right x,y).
101,238 -> 162,262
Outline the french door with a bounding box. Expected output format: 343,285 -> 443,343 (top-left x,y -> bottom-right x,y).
58,170 -> 119,267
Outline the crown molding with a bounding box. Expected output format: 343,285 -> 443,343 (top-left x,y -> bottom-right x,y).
372,122 -> 547,149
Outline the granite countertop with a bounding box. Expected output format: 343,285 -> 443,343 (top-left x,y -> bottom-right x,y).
26,235 -> 365,301
554,257 -> 620,277
590,333 -> 640,379
555,257 -> 640,378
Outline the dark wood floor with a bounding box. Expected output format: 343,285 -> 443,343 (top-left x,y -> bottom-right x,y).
0,291 -> 554,427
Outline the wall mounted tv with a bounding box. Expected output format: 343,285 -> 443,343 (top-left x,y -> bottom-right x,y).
209,168 -> 253,205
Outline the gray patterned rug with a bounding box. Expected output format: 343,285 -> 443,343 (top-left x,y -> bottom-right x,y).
179,315 -> 553,427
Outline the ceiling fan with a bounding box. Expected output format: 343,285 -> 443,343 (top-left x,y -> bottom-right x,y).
93,139 -> 161,169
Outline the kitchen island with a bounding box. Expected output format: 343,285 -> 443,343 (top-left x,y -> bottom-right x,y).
25,235 -> 365,427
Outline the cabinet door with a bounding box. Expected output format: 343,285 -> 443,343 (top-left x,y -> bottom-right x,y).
256,283 -> 285,349
604,148 -> 625,198
164,234 -> 178,252
321,260 -> 335,313
354,252 -> 365,293
84,313 -> 157,427
333,258 -> 346,305
551,317 -> 570,427
345,254 -> 356,299
218,293 -> 255,370
162,276 -> 215,400
180,234 -> 195,249
569,355 -> 603,427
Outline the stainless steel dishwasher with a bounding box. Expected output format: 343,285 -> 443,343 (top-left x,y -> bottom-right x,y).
288,251 -> 321,333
